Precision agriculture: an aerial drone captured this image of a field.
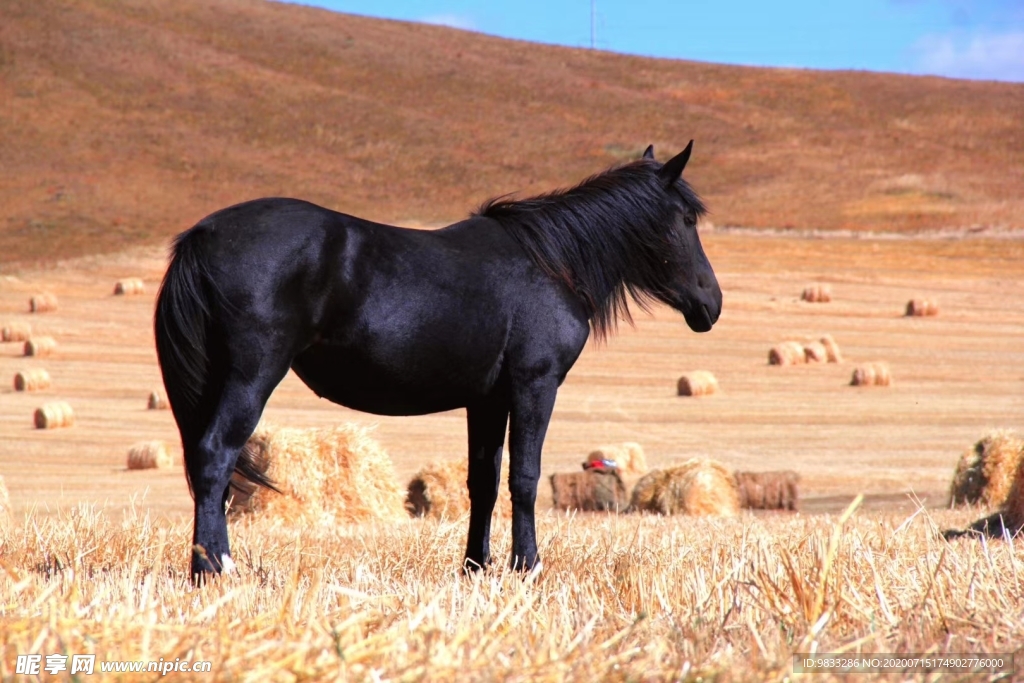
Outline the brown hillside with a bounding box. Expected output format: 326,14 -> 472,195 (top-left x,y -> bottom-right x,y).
2,0 -> 1023,265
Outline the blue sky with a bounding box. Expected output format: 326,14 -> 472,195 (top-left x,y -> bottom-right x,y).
293,0 -> 1024,82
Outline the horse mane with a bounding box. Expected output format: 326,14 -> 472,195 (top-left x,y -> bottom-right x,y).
475,159 -> 707,340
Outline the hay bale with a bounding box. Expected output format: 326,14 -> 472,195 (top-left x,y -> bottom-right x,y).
677,371 -> 719,397
850,362 -> 892,386
801,284 -> 832,303
768,341 -> 806,366
905,299 -> 939,317
147,389 -> 169,410
28,293 -> 58,313
586,442 -> 647,476
126,440 -> 173,470
627,458 -> 739,516
550,469 -> 628,512
34,401 -> 74,429
23,336 -> 57,357
229,423 -> 406,524
405,457 -> 513,520
734,470 -> 801,511
1,321 -> 32,342
999,455 -> 1024,533
819,334 -> 842,363
803,341 -> 827,363
14,368 -> 51,392
114,278 -> 145,295
949,430 -> 1024,509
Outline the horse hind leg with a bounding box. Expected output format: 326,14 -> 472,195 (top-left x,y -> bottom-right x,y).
188,357 -> 291,581
463,396 -> 509,573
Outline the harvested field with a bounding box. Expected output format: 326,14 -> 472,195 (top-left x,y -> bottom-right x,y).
1,235 -> 1022,519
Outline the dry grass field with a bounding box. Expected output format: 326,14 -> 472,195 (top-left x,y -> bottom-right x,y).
1,230 -> 1022,679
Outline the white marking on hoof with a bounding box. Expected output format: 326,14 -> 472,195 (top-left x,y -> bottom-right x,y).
220,554 -> 237,574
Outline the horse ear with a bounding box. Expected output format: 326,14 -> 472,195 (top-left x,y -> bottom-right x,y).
658,140 -> 694,184
642,145 -> 655,160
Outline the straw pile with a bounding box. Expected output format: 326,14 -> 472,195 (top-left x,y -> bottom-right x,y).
905,299 -> 939,316
734,470 -> 801,511
34,401 -> 75,429
114,278 -> 145,295
768,341 -> 806,366
126,441 -> 174,470
850,362 -> 892,386
803,341 -> 827,363
550,470 -> 628,512
800,284 -> 832,303
24,336 -> 57,357
147,389 -> 169,410
586,442 -> 647,476
820,334 -> 842,363
2,321 -> 31,342
1000,456 -> 1024,533
406,458 -> 513,520
228,423 -> 406,524
949,430 -> 1024,509
627,458 -> 739,516
14,369 -> 51,392
29,293 -> 58,313
677,371 -> 719,397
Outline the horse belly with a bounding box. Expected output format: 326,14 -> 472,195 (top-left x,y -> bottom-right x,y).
290,343 -> 496,416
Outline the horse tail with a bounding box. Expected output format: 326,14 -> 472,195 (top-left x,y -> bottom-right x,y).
154,227 -> 278,496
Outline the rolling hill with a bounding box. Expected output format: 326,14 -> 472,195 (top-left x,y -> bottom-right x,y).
1,0 -> 1023,265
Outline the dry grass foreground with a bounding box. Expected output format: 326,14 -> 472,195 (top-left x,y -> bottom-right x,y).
1,501 -> 1022,681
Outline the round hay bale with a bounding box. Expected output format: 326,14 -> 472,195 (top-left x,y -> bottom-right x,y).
550,469 -> 628,512
113,278 -> 145,295
949,430 -> 1024,509
405,457 -> 513,520
628,458 -> 739,516
803,341 -> 827,363
34,401 -> 74,429
28,293 -> 58,313
23,336 -> 57,357
677,371 -> 719,397
801,284 -> 832,303
587,442 -> 647,476
734,470 -> 801,511
905,299 -> 939,316
229,423 -> 407,524
147,389 -> 169,410
126,440 -> 173,470
768,341 -> 806,366
14,368 -> 51,392
1,321 -> 32,342
819,334 -> 842,363
850,362 -> 892,386
999,456 -> 1024,533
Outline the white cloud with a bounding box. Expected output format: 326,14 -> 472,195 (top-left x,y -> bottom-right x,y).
420,14 -> 476,32
912,30 -> 1024,81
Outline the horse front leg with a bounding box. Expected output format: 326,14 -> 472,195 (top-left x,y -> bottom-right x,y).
506,379 -> 558,572
463,397 -> 509,573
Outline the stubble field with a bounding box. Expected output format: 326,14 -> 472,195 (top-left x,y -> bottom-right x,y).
0,230 -> 1022,680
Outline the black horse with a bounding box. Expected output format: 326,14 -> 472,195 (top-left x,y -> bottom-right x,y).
155,143 -> 722,580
